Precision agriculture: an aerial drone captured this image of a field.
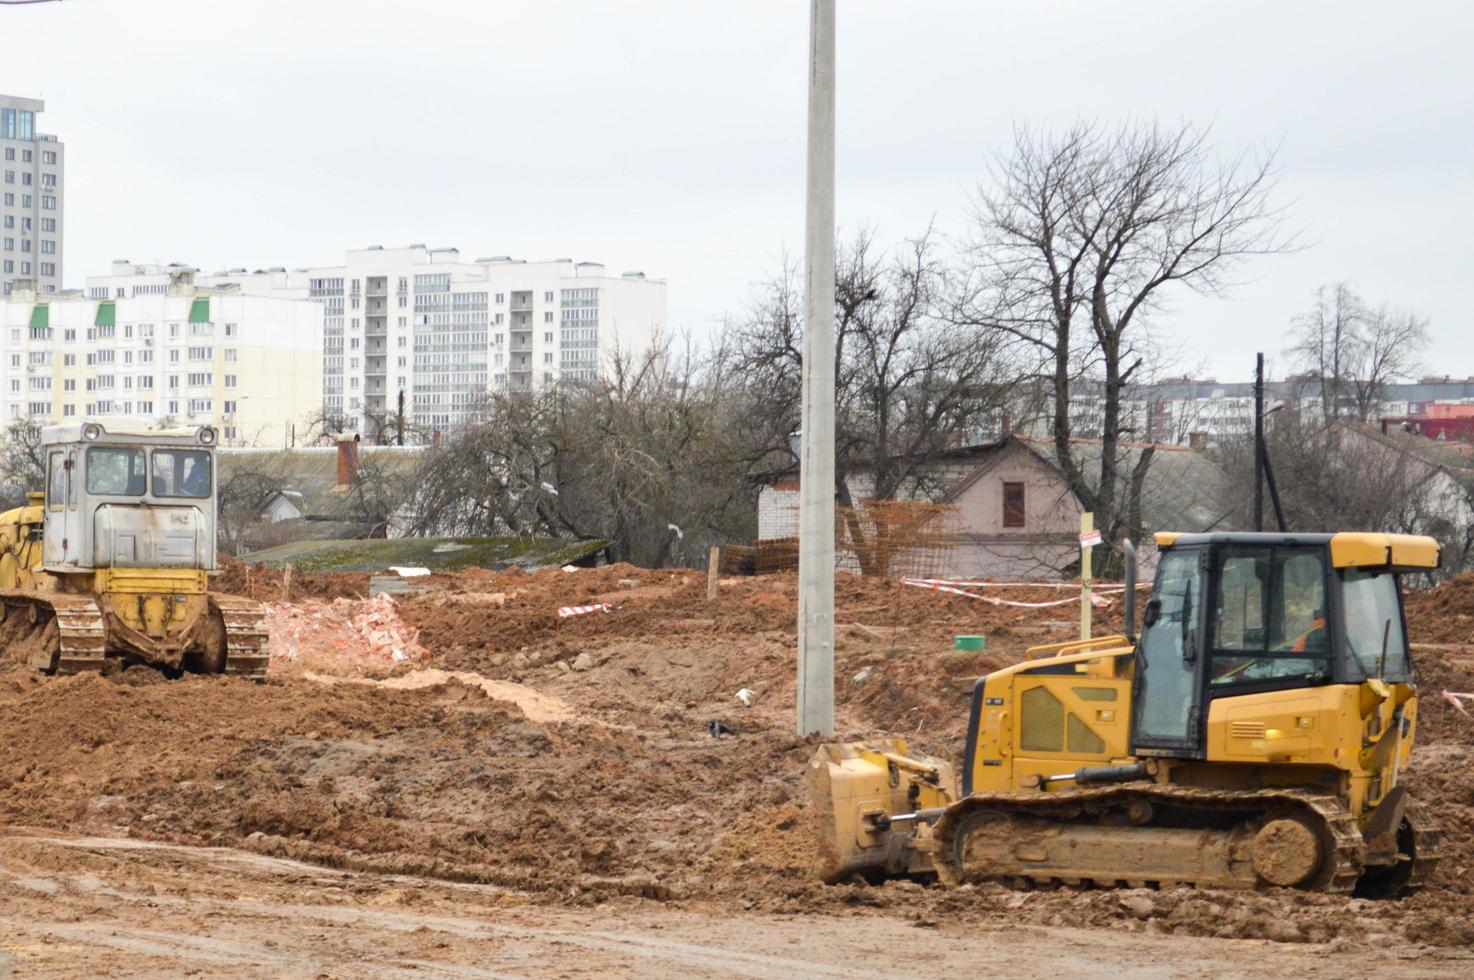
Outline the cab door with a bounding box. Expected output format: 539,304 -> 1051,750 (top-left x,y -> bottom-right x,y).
1130,547 -> 1207,757
42,448 -> 81,568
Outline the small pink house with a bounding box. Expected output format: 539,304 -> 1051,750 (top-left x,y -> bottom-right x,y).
756,436 -> 1237,580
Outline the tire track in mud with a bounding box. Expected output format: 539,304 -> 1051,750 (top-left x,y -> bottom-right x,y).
0,831 -> 889,979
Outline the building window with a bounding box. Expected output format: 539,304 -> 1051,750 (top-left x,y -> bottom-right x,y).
1002,482 -> 1026,528
42,151 -> 56,165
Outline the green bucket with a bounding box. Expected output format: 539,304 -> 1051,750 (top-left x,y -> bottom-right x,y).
954,635 -> 986,651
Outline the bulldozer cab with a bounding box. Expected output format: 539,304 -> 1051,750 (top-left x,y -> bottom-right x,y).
40,421 -> 219,574
1131,532 -> 1437,759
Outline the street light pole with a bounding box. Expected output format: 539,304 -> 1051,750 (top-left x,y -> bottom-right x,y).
797,0 -> 837,737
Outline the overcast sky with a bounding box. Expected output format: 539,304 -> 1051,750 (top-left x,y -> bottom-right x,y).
4,0 -> 1471,381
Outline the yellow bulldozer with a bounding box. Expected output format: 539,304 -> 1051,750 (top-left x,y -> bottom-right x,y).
0,421 -> 268,678
810,531 -> 1438,897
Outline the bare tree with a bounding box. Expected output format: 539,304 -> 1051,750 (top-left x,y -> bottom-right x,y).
729,231 -> 1018,571
362,390 -> 425,446
216,468 -> 280,555
301,407 -> 352,445
1289,283 -> 1429,422
408,342 -> 756,566
0,416 -> 46,508
959,120 -> 1293,567
1212,413 -> 1471,578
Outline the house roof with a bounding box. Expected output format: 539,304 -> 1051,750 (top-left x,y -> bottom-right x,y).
1037,437 -> 1239,534
1335,422 -> 1474,492
218,446 -> 424,522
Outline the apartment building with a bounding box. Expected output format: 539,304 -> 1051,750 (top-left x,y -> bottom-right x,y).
0,284 -> 322,448
0,95 -> 63,297
182,245 -> 667,438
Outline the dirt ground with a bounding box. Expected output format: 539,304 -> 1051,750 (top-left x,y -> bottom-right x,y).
3,562 -> 1474,976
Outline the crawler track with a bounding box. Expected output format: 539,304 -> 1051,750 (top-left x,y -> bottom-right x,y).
0,590 -> 268,680
931,785 -> 1366,893
208,593 -> 270,679
0,591 -> 106,674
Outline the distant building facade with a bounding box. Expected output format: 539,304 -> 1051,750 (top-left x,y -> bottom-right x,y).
1,94 -> 64,298
88,246 -> 667,440
0,285 -> 322,447
1057,377 -> 1474,449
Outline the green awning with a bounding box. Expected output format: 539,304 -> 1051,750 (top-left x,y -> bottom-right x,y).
28,304 -> 47,329
95,300 -> 116,327
188,297 -> 211,323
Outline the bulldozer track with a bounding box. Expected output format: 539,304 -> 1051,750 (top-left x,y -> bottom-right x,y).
208,593 -> 270,680
0,591 -> 107,674
1404,800 -> 1440,892
1,590 -> 269,681
932,784 -> 1366,894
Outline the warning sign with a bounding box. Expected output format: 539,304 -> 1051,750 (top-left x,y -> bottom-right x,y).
1078,529 -> 1103,549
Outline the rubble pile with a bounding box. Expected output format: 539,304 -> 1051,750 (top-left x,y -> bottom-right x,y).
263,593 -> 428,669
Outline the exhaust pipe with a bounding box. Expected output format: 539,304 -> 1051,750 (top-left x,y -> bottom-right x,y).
1122,538 -> 1138,644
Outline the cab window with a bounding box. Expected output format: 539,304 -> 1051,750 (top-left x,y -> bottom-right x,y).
1210,546 -> 1329,686
1342,569 -> 1409,681
151,449 -> 211,498
85,447 -> 147,496
46,451 -> 66,511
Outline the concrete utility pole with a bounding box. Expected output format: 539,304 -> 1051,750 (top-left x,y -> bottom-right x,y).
796,0 -> 837,737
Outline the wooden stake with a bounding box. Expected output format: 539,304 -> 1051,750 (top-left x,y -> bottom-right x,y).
1079,513 -> 1093,641
281,562 -> 294,604
707,546 -> 721,601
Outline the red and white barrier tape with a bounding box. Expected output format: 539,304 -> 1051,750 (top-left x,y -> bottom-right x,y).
1444,691 -> 1474,717
558,603 -> 612,618
902,577 -> 1149,590
900,578 -> 1113,609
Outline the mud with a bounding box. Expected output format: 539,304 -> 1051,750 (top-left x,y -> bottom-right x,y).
214,555 -> 372,602
1,564 -> 1473,958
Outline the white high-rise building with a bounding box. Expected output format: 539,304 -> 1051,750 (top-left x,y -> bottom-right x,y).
1,95 -> 64,298
162,245 -> 667,439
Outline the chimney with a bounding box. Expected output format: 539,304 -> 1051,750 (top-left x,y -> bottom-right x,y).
336,437 -> 359,488
1187,431 -> 1207,452
432,429 -> 442,449
1000,411 -> 1013,440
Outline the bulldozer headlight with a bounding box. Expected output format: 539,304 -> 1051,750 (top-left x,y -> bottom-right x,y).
82,423 -> 103,441
197,426 -> 218,445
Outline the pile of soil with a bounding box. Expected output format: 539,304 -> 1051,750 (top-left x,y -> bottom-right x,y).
1406,574 -> 1474,645
214,556 -> 371,603
2,563 -> 1472,948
